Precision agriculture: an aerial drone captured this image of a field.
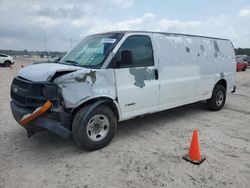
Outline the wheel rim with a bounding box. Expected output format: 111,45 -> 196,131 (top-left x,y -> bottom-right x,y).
216,91 -> 224,106
86,114 -> 110,142
5,62 -> 10,67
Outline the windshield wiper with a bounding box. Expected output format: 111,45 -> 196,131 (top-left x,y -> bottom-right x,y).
62,60 -> 79,66
60,60 -> 101,68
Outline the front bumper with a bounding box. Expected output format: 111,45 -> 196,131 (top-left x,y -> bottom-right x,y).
10,101 -> 71,138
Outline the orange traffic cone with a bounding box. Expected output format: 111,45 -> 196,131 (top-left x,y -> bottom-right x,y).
183,129 -> 206,165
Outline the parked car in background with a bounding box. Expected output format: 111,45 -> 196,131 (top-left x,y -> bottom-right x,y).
236,55 -> 247,59
0,53 -> 15,67
236,55 -> 250,66
236,58 -> 248,71
243,56 -> 250,66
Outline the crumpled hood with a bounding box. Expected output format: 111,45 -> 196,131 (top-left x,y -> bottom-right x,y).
18,63 -> 82,81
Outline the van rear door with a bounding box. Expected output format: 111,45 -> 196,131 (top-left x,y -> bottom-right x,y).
113,34 -> 160,120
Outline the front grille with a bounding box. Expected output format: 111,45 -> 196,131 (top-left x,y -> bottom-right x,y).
11,91 -> 26,106
11,77 -> 60,108
12,77 -> 29,90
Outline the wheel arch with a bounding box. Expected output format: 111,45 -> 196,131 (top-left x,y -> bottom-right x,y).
209,79 -> 227,99
72,96 -> 121,121
216,79 -> 227,90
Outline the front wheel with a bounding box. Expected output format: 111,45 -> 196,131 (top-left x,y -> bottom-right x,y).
4,61 -> 11,67
207,84 -> 226,111
72,104 -> 117,151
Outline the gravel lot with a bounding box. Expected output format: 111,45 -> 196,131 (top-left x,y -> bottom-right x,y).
0,58 -> 250,188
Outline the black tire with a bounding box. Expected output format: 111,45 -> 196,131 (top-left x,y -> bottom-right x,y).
4,61 -> 11,67
72,104 -> 117,151
207,84 -> 226,111
242,67 -> 246,71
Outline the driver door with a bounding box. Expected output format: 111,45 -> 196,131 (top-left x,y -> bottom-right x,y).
113,35 -> 160,120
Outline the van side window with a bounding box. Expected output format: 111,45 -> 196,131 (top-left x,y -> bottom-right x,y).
115,35 -> 154,68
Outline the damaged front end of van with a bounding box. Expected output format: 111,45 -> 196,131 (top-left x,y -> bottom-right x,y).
10,62 -> 117,138
10,33 -> 122,139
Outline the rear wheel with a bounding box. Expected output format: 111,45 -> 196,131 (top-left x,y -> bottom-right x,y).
72,104 -> 117,151
207,84 -> 226,111
4,61 -> 11,67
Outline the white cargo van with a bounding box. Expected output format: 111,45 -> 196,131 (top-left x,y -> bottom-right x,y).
10,31 -> 236,150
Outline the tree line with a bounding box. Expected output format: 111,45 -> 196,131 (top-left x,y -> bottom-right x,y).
235,48 -> 250,56
0,49 -> 66,58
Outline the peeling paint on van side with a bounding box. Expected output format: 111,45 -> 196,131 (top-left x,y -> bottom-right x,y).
186,47 -> 190,53
220,72 -> 225,79
214,41 -> 220,53
200,45 -> 205,52
75,70 -> 96,85
129,67 -> 155,88
214,40 -> 220,58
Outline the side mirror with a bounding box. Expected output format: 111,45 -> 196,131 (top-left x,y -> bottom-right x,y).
55,57 -> 61,63
121,50 -> 133,65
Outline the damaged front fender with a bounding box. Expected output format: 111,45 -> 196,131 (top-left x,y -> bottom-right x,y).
53,68 -> 117,109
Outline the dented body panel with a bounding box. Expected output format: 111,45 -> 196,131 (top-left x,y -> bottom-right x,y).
10,31 -> 236,138
18,63 -> 81,81
53,68 -> 116,108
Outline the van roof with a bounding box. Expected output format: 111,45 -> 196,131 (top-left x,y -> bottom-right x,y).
97,31 -> 230,41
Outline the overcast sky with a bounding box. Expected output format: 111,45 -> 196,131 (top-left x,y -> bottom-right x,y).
1,0 -> 250,51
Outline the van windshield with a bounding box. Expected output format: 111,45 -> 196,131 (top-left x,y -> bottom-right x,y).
60,33 -> 123,68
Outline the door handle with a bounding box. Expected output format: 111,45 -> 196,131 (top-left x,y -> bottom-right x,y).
155,69 -> 159,80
